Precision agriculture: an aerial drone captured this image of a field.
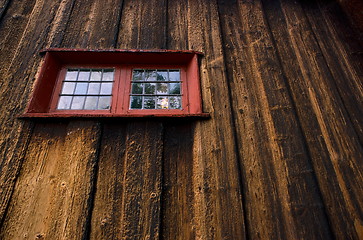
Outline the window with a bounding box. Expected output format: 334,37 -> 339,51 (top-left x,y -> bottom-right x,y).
23,49 -> 209,118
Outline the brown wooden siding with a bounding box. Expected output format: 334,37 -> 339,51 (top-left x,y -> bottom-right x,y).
0,0 -> 362,239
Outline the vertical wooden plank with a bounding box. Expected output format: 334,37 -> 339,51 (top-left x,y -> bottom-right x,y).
0,122 -> 101,239
262,0 -> 363,239
161,1 -> 197,239
0,0 -> 10,20
186,0 -> 247,239
91,0 -> 166,239
304,0 -> 363,144
218,0 -> 333,239
0,0 -> 63,225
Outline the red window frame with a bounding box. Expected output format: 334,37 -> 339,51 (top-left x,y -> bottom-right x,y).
22,49 -> 209,118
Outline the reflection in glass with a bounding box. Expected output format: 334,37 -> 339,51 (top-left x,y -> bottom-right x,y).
132,83 -> 143,94
98,96 -> 111,109
57,96 -> 72,109
74,82 -> 88,94
145,70 -> 157,81
102,69 -> 114,81
144,97 -> 155,109
157,97 -> 168,109
71,96 -> 85,109
169,70 -> 180,81
61,82 -> 76,94
100,83 -> 113,95
65,70 -> 78,80
90,70 -> 102,81
78,70 -> 90,81
84,96 -> 98,110
169,83 -> 181,94
156,83 -> 168,94
144,83 -> 156,94
130,96 -> 142,109
87,83 -> 100,94
132,70 -> 144,81
156,70 -> 168,81
169,96 -> 182,109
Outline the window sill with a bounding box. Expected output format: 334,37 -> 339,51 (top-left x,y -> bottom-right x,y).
19,112 -> 211,119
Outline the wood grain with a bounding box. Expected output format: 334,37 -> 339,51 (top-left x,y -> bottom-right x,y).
263,0 -> 363,238
218,0 -> 332,238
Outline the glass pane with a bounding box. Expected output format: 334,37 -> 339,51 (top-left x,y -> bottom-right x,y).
130,96 -> 142,109
90,69 -> 102,81
100,83 -> 113,95
102,69 -> 114,81
97,96 -> 111,110
156,83 -> 168,94
57,96 -> 72,109
169,70 -> 180,81
132,83 -> 143,94
78,70 -> 90,81
157,97 -> 168,109
145,70 -> 157,81
132,69 -> 144,81
65,69 -> 78,80
169,83 -> 181,94
74,82 -> 88,94
144,83 -> 156,94
87,83 -> 100,94
84,96 -> 98,110
169,96 -> 182,109
144,97 -> 155,109
61,82 -> 76,94
71,96 -> 85,109
156,70 -> 168,81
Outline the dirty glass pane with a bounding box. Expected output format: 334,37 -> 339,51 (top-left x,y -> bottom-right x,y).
144,97 -> 155,109
74,82 -> 88,94
57,96 -> 72,109
98,96 -> 111,109
157,97 -> 168,109
84,96 -> 98,110
71,96 -> 85,109
144,83 -> 156,94
102,69 -> 114,81
156,70 -> 168,81
132,83 -> 143,94
132,69 -> 144,81
65,69 -> 78,80
145,70 -> 157,81
169,96 -> 182,109
90,69 -> 102,81
169,83 -> 181,94
61,82 -> 76,94
130,96 -> 142,109
156,83 -> 168,94
100,83 -> 113,95
78,70 -> 90,81
169,70 -> 180,81
87,83 -> 100,94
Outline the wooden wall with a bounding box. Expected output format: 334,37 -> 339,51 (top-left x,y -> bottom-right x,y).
0,0 -> 362,239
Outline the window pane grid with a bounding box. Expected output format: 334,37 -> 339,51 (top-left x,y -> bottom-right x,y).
57,68 -> 114,110
130,69 -> 182,110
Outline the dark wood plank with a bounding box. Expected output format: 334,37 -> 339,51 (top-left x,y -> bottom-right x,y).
0,0 -> 64,225
304,0 -> 363,144
0,0 -> 10,21
0,121 -> 101,239
218,0 -> 332,239
91,0 -> 166,239
184,0 -> 247,239
262,0 -> 363,238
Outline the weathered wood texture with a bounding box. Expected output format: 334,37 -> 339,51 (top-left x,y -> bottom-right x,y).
0,0 -> 362,239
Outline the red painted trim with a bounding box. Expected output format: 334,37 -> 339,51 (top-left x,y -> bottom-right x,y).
26,49 -> 207,118
19,113 -> 211,119
40,48 -> 204,56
